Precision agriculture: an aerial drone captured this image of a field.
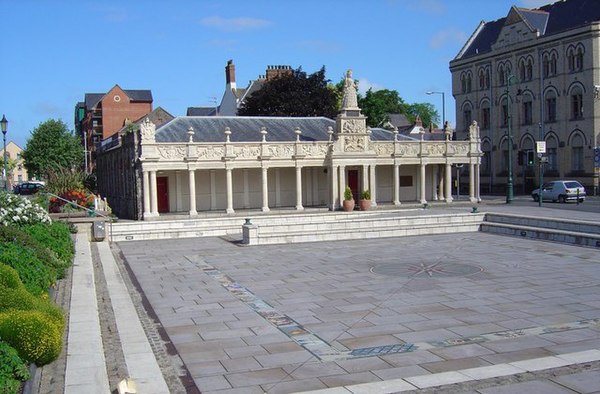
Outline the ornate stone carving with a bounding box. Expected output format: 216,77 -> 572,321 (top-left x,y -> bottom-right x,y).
140,118 -> 155,143
427,143 -> 445,156
396,143 -> 419,156
197,146 -> 224,159
341,69 -> 359,110
267,144 -> 295,157
300,143 -> 329,157
342,119 -> 366,134
344,135 -> 365,152
374,143 -> 394,155
158,146 -> 185,159
233,145 -> 261,158
469,120 -> 480,141
448,143 -> 469,156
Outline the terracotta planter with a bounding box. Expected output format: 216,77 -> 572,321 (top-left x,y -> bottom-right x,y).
342,199 -> 355,212
359,199 -> 371,211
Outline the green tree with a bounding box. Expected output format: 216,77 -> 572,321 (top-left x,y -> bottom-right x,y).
407,103 -> 440,129
0,157 -> 17,179
238,66 -> 338,118
22,120 -> 83,180
358,89 -> 409,128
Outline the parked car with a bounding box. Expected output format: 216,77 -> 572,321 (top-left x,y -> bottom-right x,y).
531,180 -> 586,203
13,182 -> 45,195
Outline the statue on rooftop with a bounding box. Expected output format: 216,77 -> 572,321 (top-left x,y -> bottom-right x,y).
341,69 -> 359,110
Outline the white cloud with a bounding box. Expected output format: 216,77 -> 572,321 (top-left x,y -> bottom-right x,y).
519,0 -> 550,8
357,78 -> 384,95
429,29 -> 468,49
200,16 -> 271,32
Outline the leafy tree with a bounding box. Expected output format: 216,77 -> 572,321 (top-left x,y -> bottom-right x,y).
407,103 -> 440,129
238,66 -> 338,118
22,120 -> 83,180
0,157 -> 17,179
359,89 -> 409,128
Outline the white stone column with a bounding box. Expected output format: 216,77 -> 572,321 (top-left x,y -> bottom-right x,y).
261,167 -> 269,212
243,169 -> 250,208
295,165 -> 304,210
210,170 -> 216,210
338,165 -> 346,205
175,171 -> 183,211
226,168 -> 234,214
445,163 -> 453,203
275,168 -> 281,207
362,165 -> 369,195
420,164 -> 427,204
469,163 -> 476,203
143,170 -> 151,218
393,164 -> 400,206
150,170 -> 159,216
475,163 -> 481,202
329,165 -> 338,210
369,164 -> 377,206
432,166 -> 439,201
438,166 -> 445,200
188,169 -> 197,215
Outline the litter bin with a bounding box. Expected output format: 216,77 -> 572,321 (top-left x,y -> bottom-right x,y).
92,221 -> 105,242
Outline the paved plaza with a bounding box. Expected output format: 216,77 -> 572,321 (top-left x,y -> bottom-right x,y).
116,221 -> 600,393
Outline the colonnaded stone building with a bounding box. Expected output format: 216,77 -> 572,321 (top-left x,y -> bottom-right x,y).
96,71 -> 483,220
450,0 -> 600,194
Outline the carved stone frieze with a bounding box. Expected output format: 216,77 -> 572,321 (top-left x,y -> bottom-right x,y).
196,146 -> 224,159
300,143 -> 329,157
158,146 -> 186,160
266,144 -> 295,157
373,143 -> 394,156
427,143 -> 446,156
344,135 -> 365,152
341,119 -> 366,134
233,145 -> 261,158
140,118 -> 156,143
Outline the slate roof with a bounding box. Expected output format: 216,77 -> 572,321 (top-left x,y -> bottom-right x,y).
186,107 -> 218,116
83,89 -> 153,110
458,0 -> 600,60
155,116 -> 418,143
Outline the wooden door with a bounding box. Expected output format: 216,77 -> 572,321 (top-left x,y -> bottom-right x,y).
157,176 -> 169,213
348,170 -> 359,201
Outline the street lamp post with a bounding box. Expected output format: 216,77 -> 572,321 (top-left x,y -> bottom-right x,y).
426,91 -> 445,128
505,75 -> 518,204
1,115 -> 8,192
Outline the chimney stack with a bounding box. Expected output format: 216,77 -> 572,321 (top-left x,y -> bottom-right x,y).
225,59 -> 236,89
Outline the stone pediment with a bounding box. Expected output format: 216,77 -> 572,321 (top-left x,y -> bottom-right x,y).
491,6 -> 547,50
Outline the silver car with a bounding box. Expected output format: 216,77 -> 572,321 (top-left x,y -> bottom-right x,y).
531,180 -> 586,203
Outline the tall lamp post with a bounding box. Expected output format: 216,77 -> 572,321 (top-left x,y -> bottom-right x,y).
505,74 -> 518,203
1,115 -> 8,192
426,91 -> 445,128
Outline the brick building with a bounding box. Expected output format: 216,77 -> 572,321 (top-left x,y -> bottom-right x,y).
75,85 -> 152,172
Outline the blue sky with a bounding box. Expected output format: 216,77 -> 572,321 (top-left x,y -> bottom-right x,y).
0,0 -> 548,148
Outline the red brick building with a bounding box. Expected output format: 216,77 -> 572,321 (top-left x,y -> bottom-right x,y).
75,85 -> 152,172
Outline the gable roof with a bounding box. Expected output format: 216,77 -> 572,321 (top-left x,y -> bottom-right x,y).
83,88 -> 152,110
154,116 -> 418,143
456,0 -> 600,60
186,107 -> 218,116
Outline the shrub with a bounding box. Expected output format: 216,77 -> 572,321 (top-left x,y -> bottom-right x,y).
0,265 -> 64,325
344,186 -> 353,201
22,222 -> 74,267
361,189 -> 371,200
0,340 -> 31,394
0,192 -> 51,227
0,310 -> 63,366
49,189 -> 94,213
0,243 -> 56,296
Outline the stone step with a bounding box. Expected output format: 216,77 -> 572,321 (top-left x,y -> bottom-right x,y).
243,213 -> 485,245
484,213 -> 600,235
481,221 -> 600,248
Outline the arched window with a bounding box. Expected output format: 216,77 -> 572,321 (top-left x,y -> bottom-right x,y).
519,59 -> 526,81
481,140 -> 491,175
567,47 -> 576,72
550,53 -> 557,76
461,73 -> 466,93
526,58 -> 533,80
545,90 -> 557,122
466,72 -> 472,93
546,135 -> 558,171
575,46 -> 584,71
500,97 -> 509,127
570,85 -> 584,119
479,69 -> 485,89
485,68 -> 490,88
480,100 -> 490,130
498,65 -> 505,86
500,138 -> 509,174
521,94 -> 533,125
571,133 -> 584,171
463,102 -> 472,131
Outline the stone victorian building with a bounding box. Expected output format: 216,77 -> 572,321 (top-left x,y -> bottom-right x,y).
97,71 -> 482,220
450,0 -> 600,194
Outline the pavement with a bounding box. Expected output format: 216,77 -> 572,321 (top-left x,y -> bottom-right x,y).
58,201 -> 600,394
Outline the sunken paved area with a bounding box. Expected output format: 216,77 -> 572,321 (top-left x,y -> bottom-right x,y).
116,227 -> 600,393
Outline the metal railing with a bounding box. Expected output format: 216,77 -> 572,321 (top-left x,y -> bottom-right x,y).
42,192 -> 113,243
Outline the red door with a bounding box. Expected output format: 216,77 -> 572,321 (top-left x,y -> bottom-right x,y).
157,177 -> 169,213
348,170 -> 359,201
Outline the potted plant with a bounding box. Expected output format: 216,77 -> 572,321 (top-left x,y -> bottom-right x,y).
342,186 -> 354,212
359,189 -> 371,211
